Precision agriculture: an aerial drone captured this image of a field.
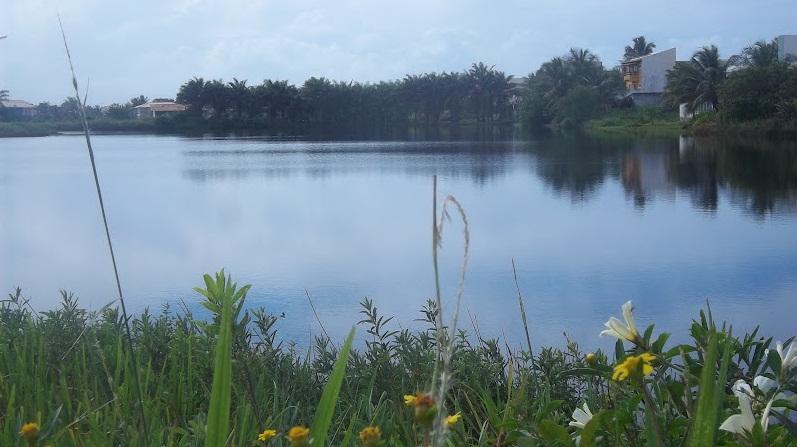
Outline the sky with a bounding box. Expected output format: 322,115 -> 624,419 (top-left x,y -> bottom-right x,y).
1,0 -> 796,105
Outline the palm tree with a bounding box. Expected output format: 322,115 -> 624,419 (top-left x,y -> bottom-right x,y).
665,45 -> 738,111
176,77 -> 207,114
739,40 -> 779,67
227,78 -> 250,118
624,36 -> 656,60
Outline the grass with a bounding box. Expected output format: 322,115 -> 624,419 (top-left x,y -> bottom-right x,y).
0,122 -> 57,137
585,107 -> 683,135
687,112 -> 797,137
0,119 -> 164,137
1,285 -> 795,446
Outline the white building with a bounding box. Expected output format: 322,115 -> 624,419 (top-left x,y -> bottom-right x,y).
620,48 -> 676,106
0,99 -> 37,118
133,100 -> 186,119
777,35 -> 797,62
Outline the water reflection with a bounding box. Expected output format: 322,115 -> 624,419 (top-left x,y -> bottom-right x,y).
180,134 -> 797,217
2,133 -> 796,350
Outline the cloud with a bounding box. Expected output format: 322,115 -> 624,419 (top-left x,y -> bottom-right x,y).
1,0 -> 795,104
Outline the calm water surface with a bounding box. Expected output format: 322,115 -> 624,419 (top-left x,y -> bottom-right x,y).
1,133 -> 796,349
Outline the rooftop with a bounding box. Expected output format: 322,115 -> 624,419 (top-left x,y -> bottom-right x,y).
622,48 -> 676,65
134,100 -> 186,112
1,99 -> 36,109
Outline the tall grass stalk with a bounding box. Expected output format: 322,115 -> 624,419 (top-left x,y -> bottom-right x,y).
429,176 -> 470,446
56,15 -> 150,443
511,258 -> 534,361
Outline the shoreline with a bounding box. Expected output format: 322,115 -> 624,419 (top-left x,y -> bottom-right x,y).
3,114 -> 797,139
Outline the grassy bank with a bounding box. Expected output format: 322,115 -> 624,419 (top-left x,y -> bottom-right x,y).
585,108 -> 683,135
687,112 -> 797,137
1,275 -> 794,446
0,122 -> 58,137
0,119 -> 160,137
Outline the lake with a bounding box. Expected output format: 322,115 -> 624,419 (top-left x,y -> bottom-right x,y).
1,133 -> 796,350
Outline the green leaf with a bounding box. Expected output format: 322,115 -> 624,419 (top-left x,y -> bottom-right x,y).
558,366 -> 612,379
685,327 -> 732,447
652,333 -> 671,354
538,419 -> 573,445
203,271 -> 248,447
311,326 -> 355,447
615,339 -> 625,362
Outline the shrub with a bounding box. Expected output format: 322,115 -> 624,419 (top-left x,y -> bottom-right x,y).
719,64 -> 797,122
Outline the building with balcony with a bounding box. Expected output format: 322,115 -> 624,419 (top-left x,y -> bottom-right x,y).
620,48 -> 676,106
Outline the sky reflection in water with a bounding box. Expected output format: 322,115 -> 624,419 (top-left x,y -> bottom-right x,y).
1,133 -> 795,350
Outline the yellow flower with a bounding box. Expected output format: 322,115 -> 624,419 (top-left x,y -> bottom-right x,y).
257,428 -> 277,442
612,353 -> 656,381
20,422 -> 40,440
358,425 -> 382,446
585,352 -> 597,365
407,393 -> 437,427
445,412 -> 462,428
287,426 -> 310,446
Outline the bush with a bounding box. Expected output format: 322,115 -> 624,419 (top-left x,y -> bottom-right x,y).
719,63 -> 797,122
2,277 -> 795,446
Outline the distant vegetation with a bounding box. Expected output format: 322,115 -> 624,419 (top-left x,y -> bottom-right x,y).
2,36 -> 797,137
173,62 -> 516,130
520,48 -> 624,129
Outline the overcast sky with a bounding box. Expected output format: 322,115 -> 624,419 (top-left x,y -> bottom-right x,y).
1,0 -> 795,105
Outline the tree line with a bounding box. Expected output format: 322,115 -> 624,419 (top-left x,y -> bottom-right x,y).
173,62 -> 516,130
665,39 -> 797,123
3,36 -> 796,131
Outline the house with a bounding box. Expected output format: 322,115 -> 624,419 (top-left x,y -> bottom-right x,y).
776,35 -> 797,62
133,99 -> 186,119
0,99 -> 37,118
619,48 -> 676,106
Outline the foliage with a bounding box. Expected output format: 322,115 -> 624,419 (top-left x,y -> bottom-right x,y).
738,40 -> 781,68
719,63 -> 797,122
521,48 -> 623,128
195,271 -> 251,447
174,63 -> 513,131
624,36 -> 656,61
1,278 -> 794,446
585,107 -> 681,134
665,45 -> 739,111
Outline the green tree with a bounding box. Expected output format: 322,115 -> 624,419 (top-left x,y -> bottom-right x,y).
719,63 -> 797,121
465,62 -> 511,122
130,95 -> 148,107
665,45 -> 739,111
106,103 -> 132,119
522,48 -> 622,127
177,77 -> 208,115
624,36 -> 656,60
738,40 -> 780,68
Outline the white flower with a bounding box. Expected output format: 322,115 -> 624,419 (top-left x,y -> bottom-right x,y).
569,403 -> 593,429
732,379 -> 753,398
720,392 -> 756,435
753,375 -> 777,394
600,301 -> 641,344
776,341 -> 797,372
724,379 -> 788,435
